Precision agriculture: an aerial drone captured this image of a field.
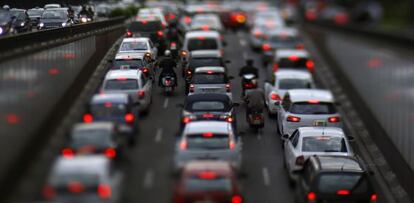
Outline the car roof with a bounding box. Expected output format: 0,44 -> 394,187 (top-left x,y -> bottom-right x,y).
298,127 -> 345,137
275,69 -> 312,80
91,93 -> 129,104
122,37 -> 150,43
184,121 -> 232,135
72,122 -> 115,132
115,52 -> 145,60
105,70 -> 140,80
314,156 -> 363,172
53,156 -> 109,175
195,66 -> 225,73
287,89 -> 334,103
186,30 -> 220,38
190,50 -> 222,58
186,93 -> 231,103
184,161 -> 232,175
276,49 -> 309,58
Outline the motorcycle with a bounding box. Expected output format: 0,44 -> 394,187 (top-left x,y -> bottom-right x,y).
79,14 -> 92,23
241,73 -> 258,96
247,111 -> 265,131
161,74 -> 176,95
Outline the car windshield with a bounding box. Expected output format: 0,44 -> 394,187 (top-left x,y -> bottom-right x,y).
279,58 -> 308,68
189,101 -> 228,112
318,173 -> 369,194
10,11 -> 24,18
188,38 -> 218,51
302,136 -> 347,152
113,60 -> 144,69
189,58 -> 222,69
290,102 -> 337,114
187,134 -> 230,150
50,173 -> 100,189
185,176 -> 231,192
104,79 -> 138,90
120,41 -> 148,51
91,103 -> 127,117
28,10 -> 43,16
192,73 -> 226,84
279,79 -> 311,89
71,129 -> 113,148
129,21 -> 162,32
42,10 -> 67,19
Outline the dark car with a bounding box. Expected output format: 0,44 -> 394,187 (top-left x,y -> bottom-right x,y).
38,8 -> 73,30
10,9 -> 32,33
180,93 -> 238,130
62,122 -> 125,161
27,8 -> 44,26
83,93 -> 139,146
0,9 -> 14,36
295,155 -> 378,203
126,17 -> 167,53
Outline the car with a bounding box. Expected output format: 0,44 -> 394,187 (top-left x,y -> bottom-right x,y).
277,89 -> 342,137
295,155 -> 378,203
261,28 -> 304,66
189,66 -> 233,99
118,37 -> 158,60
83,93 -> 139,144
190,13 -> 224,34
283,127 -> 354,182
264,70 -> 315,116
271,49 -> 315,73
180,93 -> 238,129
0,9 -> 15,36
38,8 -> 73,30
62,122 -> 125,160
27,8 -> 44,26
44,4 -> 61,9
113,52 -> 155,80
125,17 -> 166,53
10,9 -> 32,33
101,70 -> 152,113
42,156 -> 121,202
174,121 -> 242,170
173,161 -> 244,203
137,8 -> 168,27
182,30 -> 224,57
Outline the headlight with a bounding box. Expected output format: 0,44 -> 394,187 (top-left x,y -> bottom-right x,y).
61,22 -> 67,27
39,22 -> 44,27
0,27 -> 3,34
20,22 -> 25,26
81,17 -> 87,23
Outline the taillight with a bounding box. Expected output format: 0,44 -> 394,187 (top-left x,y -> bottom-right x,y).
336,190 -> 350,195
83,113 -> 93,123
124,113 -> 135,123
104,148 -> 116,159
62,148 -> 74,158
307,191 -> 316,201
201,25 -> 209,31
253,31 -> 263,38
229,140 -> 236,150
288,55 -> 299,61
295,155 -> 305,166
142,67 -> 149,73
271,93 -> 281,101
232,195 -> 243,203
226,117 -> 234,123
179,140 -> 187,150
328,116 -> 340,123
262,44 -> 271,52
226,83 -> 231,92
186,70 -> 192,76
170,42 -> 177,47
182,116 -> 192,124
97,184 -> 111,199
306,60 -> 315,72
296,43 -> 305,50
287,115 -> 301,122
42,185 -> 56,200
126,30 -> 133,37
138,90 -> 145,99
370,194 -> 378,202
180,50 -> 188,57
157,31 -> 164,37
272,63 -> 279,72
184,16 -> 192,24
67,181 -> 84,193
189,84 -> 195,93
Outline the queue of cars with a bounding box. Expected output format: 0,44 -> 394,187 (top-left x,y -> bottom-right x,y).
37,1 -> 378,203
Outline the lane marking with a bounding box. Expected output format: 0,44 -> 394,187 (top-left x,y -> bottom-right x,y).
155,128 -> 163,143
262,167 -> 270,186
240,39 -> 247,47
163,98 -> 169,109
143,169 -> 154,189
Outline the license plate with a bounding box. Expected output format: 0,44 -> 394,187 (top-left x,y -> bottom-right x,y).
313,120 -> 327,126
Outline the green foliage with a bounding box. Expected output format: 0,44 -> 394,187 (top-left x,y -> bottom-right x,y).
109,5 -> 140,18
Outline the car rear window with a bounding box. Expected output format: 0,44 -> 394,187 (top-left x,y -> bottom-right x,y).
318,173 -> 369,194
113,59 -> 144,69
71,129 -> 112,149
187,134 -> 230,150
129,21 -> 162,32
188,38 -> 218,51
192,73 -> 226,84
104,79 -> 138,90
279,79 -> 311,89
91,103 -> 127,117
302,136 -> 347,153
289,102 -> 337,114
120,41 -> 148,51
188,101 -> 228,112
185,177 -> 231,192
278,58 -> 308,68
189,58 -> 222,69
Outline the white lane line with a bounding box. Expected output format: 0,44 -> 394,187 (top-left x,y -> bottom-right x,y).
262,167 -> 270,186
240,39 -> 247,47
143,169 -> 154,189
155,128 -> 163,143
163,98 -> 169,109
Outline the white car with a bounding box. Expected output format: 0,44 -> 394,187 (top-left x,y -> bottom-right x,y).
283,127 -> 354,181
264,70 -> 315,115
189,66 -> 232,99
190,13 -> 224,33
277,89 -> 342,138
44,4 -> 61,9
118,37 -> 158,60
42,156 -> 121,202
272,49 -> 314,72
137,8 -> 167,26
182,31 -> 224,57
101,70 -> 152,113
174,121 -> 242,170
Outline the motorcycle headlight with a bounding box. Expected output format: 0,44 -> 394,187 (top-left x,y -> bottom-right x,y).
61,22 -> 67,27
20,22 -> 25,26
81,17 -> 87,23
39,22 -> 44,27
0,27 -> 3,34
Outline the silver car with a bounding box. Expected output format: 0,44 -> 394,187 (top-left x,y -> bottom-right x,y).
264,70 -> 315,116
189,66 -> 233,99
277,89 -> 342,138
101,70 -> 152,113
174,121 -> 242,170
118,37 -> 158,60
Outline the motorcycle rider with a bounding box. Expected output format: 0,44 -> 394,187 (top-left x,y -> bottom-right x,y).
244,89 -> 265,120
78,5 -> 89,17
158,50 -> 177,87
239,59 -> 259,78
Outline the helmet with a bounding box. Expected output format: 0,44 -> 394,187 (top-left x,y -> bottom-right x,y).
164,50 -> 171,57
246,59 -> 254,66
3,5 -> 10,10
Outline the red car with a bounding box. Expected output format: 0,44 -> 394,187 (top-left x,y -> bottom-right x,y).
174,161 -> 243,203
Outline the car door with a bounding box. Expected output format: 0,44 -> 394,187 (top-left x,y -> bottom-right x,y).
285,130 -> 299,171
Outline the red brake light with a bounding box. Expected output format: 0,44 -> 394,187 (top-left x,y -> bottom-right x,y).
288,55 -> 299,61
126,31 -> 133,37
138,90 -> 145,99
62,148 -> 74,158
207,70 -> 214,74
104,102 -> 112,108
370,194 -> 378,202
180,140 -> 187,150
271,93 -> 281,101
97,184 -> 111,199
170,42 -> 177,47
104,148 -> 116,159
142,67 -> 149,73
235,14 -> 246,23
306,60 -> 315,71
202,132 -> 214,138
229,140 -> 236,150
201,25 -> 209,31
232,195 -> 243,203
202,113 -> 215,119
253,31 -> 263,38
42,185 -> 56,200
182,116 -> 192,124
272,63 -> 279,72
337,190 -> 350,195
296,155 -> 305,166
184,16 -> 192,24
307,192 -> 316,201
328,116 -> 340,123
83,113 -> 93,123
157,31 -> 164,37
67,181 -> 84,193
197,36 -> 206,40
198,171 -> 217,179
287,115 -> 301,122
226,117 -> 234,123
125,113 -> 135,123
308,100 -> 320,104
262,44 -> 271,51
189,84 -> 195,93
